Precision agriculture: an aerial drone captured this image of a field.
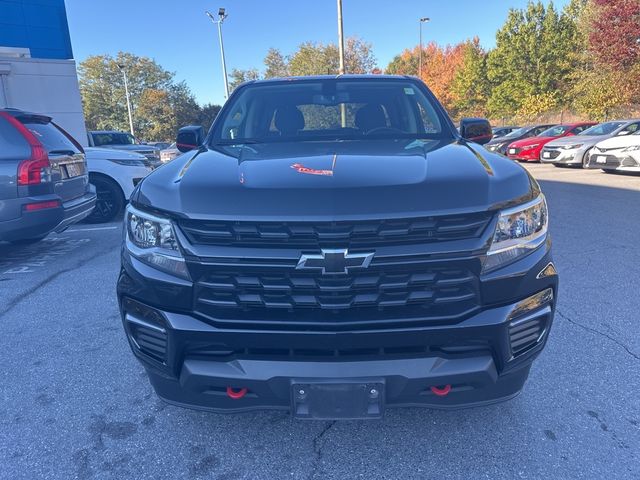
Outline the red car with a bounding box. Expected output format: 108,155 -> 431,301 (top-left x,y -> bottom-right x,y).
506,122 -> 596,162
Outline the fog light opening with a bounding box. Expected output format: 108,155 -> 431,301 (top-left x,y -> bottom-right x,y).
430,385 -> 452,397
226,387 -> 248,400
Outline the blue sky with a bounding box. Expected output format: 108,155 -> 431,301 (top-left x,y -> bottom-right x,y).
65,0 -> 569,106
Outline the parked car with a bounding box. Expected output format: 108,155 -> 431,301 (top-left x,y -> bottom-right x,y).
485,124 -> 556,155
492,126 -> 520,138
506,122 -> 596,162
159,142 -> 181,163
117,75 -> 557,418
84,147 -> 155,223
87,130 -> 161,164
585,130 -> 640,173
540,120 -> 640,168
0,108 -> 96,244
147,141 -> 171,151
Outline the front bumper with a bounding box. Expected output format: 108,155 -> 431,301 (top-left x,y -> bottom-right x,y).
586,152 -> 640,172
540,148 -> 585,165
507,150 -> 540,162
117,240 -> 558,416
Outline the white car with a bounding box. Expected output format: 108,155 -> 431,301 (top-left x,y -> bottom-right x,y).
586,131 -> 640,173
160,142 -> 181,163
84,147 -> 155,223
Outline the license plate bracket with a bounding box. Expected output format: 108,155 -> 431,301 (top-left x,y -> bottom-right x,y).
596,156 -> 607,164
292,381 -> 384,420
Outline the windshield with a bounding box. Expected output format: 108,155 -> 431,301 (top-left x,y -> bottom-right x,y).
92,132 -> 136,146
579,122 -> 625,136
538,125 -> 571,137
210,78 -> 450,145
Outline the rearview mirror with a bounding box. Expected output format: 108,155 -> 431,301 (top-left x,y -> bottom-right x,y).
176,125 -> 205,153
460,118 -> 492,145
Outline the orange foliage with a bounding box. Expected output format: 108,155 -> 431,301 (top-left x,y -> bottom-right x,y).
418,42 -> 466,112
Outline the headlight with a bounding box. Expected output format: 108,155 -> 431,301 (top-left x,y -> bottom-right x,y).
483,195 -> 548,273
108,158 -> 147,166
521,144 -> 539,151
622,145 -> 640,152
561,144 -> 583,150
125,205 -> 190,279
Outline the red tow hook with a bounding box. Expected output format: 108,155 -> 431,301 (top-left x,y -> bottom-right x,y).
226,386 -> 248,400
430,385 -> 452,397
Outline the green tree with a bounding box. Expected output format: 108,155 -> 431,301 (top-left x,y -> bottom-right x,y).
78,51 -> 205,141
486,1 -> 580,118
228,68 -> 261,91
450,38 -> 490,117
286,37 -> 376,76
197,103 -> 222,131
264,48 -> 289,78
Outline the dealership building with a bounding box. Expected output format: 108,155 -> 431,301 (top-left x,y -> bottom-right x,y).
0,0 -> 87,144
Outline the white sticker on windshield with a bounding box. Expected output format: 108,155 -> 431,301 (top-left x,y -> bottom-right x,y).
404,87 -> 415,95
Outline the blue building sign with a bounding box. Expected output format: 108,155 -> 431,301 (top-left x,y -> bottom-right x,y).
0,0 -> 73,59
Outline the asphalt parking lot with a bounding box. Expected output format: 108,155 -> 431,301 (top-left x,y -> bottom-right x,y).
1,163 -> 638,480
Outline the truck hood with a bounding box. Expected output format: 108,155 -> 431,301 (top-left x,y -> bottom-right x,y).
134,139 -> 537,221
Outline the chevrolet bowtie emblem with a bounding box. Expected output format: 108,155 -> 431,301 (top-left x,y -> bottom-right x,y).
296,249 -> 375,275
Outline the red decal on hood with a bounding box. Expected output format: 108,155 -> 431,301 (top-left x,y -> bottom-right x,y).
290,163 -> 333,176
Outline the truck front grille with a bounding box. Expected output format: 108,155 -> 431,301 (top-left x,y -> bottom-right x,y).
179,212 -> 492,249
192,261 -> 481,331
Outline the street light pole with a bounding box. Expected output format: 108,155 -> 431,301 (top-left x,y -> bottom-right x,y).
337,0 -> 345,75
418,17 -> 430,79
206,8 -> 230,99
117,64 -> 135,137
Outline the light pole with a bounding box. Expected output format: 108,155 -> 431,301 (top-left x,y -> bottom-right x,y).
418,17 -> 430,78
206,8 -> 230,99
337,0 -> 345,75
117,64 -> 135,137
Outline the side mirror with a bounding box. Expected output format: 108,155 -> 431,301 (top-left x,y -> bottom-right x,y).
460,118 -> 492,145
176,125 -> 205,153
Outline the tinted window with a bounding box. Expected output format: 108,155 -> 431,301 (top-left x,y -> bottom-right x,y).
619,122 -> 640,135
579,122 -> 625,136
573,125 -> 590,134
533,125 -> 553,136
92,132 -> 136,146
539,125 -> 570,137
19,116 -> 81,154
212,79 -> 449,144
503,127 -> 528,139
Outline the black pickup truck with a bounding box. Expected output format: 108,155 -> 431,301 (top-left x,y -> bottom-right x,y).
117,75 -> 557,419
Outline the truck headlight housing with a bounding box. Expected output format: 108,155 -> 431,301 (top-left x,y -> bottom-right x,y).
483,195 -> 548,273
125,204 -> 190,279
